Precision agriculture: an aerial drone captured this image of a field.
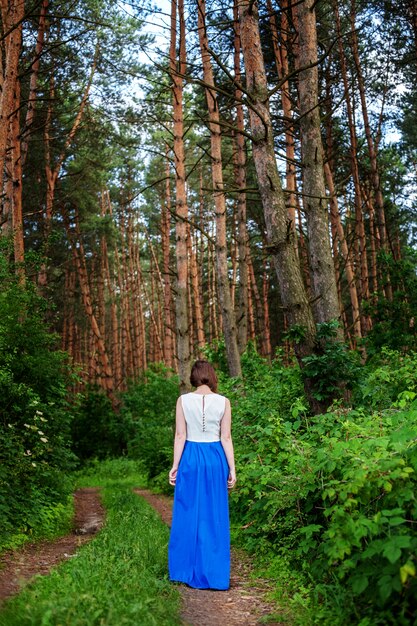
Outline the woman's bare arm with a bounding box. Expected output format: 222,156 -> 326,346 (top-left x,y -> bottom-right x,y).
169,396 -> 187,485
220,398 -> 236,488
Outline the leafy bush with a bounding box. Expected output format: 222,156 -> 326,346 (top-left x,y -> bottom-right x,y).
364,249 -> 417,354
0,246 -> 76,550
71,387 -> 127,460
230,353 -> 417,624
120,364 -> 179,487
355,348 -> 417,410
219,344 -> 305,420
75,457 -> 147,487
301,321 -> 361,404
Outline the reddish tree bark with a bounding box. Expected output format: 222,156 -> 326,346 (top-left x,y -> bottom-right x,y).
238,0 -> 316,363
64,209 -> 115,401
233,0 -> 249,353
268,0 -> 297,235
197,0 -> 241,377
20,0 -> 49,166
170,0 -> 191,390
161,157 -> 175,368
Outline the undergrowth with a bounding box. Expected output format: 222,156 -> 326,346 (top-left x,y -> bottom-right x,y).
0,497 -> 74,553
0,459 -> 181,626
222,350 -> 417,625
0,245 -> 77,552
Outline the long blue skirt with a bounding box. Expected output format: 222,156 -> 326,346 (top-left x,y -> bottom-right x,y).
168,440 -> 230,590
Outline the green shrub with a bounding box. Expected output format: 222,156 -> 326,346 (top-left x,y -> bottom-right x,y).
301,321 -> 361,405
76,457 -> 147,487
230,361 -> 417,624
356,348 -> 417,410
364,248 -> 417,354
71,387 -> 127,460
0,245 -> 76,550
121,364 -> 179,486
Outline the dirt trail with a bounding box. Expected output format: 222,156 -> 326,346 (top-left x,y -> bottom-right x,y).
0,487 -> 104,602
134,489 -> 284,626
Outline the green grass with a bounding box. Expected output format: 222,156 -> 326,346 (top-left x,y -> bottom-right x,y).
0,458 -> 182,626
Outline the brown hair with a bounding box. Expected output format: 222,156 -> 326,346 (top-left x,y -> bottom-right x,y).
190,360 -> 218,392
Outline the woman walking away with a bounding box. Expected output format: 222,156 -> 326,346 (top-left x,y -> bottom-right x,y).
168,360 -> 236,590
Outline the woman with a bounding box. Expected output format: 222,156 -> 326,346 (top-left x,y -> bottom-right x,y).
168,360 -> 236,590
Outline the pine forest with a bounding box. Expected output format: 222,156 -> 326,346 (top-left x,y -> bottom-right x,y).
1,0 -> 417,624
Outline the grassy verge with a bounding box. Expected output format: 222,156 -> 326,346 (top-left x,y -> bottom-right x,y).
249,553 -> 343,626
0,459 -> 182,626
230,535 -> 369,626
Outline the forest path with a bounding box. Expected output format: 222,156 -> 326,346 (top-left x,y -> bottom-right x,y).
0,488 -> 104,602
134,489 -> 285,626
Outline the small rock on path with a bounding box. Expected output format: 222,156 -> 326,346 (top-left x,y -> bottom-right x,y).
134,489 -> 285,626
0,487 -> 104,602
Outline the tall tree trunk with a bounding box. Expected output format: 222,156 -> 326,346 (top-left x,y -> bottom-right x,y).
0,0 -> 25,273
238,0 -> 316,363
233,0 -> 249,353
10,78 -> 24,275
208,235 -> 220,343
188,218 -> 206,352
114,230 -> 130,381
128,212 -> 142,377
132,234 -> 147,372
350,0 -> 388,251
361,184 -> 379,295
323,57 -> 362,341
230,202 -> 237,309
197,0 -> 241,377
170,0 -> 191,390
102,190 -> 123,388
64,210 -> 115,401
186,233 -> 195,357
98,212 -> 106,341
262,260 -> 272,359
148,263 -> 163,363
333,0 -> 371,330
0,0 -> 24,196
246,253 -> 256,342
20,0 -> 49,166
161,157 -> 175,368
324,162 -> 362,340
268,0 -> 297,235
248,255 -> 263,349
296,188 -> 311,292
294,0 -> 340,326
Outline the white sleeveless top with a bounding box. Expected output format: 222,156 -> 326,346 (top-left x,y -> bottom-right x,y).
181,392 -> 226,442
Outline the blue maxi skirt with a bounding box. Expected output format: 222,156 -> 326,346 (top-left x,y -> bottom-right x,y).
168,440 -> 230,590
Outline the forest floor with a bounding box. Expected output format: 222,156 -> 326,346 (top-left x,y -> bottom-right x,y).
134,489 -> 286,626
0,487 -> 286,625
0,488 -> 104,602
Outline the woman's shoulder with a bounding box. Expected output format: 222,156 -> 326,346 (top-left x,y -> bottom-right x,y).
213,392 -> 229,403
178,392 -> 198,403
